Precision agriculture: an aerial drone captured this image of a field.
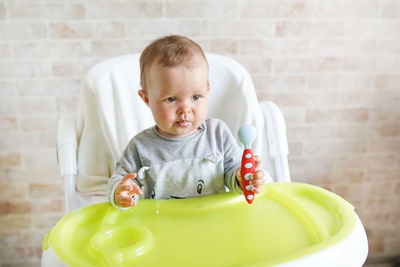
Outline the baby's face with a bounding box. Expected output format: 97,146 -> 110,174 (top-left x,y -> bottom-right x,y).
141,59 -> 209,138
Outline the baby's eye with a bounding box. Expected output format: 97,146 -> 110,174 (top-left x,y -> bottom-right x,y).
193,95 -> 201,101
166,97 -> 176,102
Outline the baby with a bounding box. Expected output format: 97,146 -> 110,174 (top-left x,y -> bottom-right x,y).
107,35 -> 265,210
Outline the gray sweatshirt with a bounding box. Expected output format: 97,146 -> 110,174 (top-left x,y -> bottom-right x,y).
107,118 -> 243,209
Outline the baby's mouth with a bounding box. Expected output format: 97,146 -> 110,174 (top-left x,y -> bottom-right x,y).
176,120 -> 191,127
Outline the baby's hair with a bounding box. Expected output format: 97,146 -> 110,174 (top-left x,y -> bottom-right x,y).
139,35 -> 208,92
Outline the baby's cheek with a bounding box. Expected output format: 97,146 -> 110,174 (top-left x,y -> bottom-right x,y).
155,106 -> 173,123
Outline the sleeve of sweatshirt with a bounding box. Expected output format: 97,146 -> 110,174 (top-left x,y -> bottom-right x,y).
219,122 -> 243,194
107,140 -> 141,211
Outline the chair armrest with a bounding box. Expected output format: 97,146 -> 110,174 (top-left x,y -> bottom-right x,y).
57,114 -> 80,213
259,101 -> 291,183
57,114 -> 77,176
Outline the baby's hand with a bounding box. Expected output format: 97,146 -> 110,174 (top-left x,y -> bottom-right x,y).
115,173 -> 143,208
236,155 -> 265,194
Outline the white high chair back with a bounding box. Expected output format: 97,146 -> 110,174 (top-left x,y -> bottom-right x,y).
58,53 -> 290,212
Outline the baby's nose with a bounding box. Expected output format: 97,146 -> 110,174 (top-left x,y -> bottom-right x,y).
177,102 -> 191,115
178,109 -> 190,120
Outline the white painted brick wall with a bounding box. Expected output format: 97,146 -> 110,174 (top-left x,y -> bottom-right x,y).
0,0 -> 399,265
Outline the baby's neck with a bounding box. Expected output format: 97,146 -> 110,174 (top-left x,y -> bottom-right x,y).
155,125 -> 202,139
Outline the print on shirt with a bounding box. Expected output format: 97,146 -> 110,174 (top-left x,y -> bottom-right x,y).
197,179 -> 205,194
146,155 -> 225,199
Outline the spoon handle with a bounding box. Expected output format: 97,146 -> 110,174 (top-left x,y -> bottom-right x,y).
240,148 -> 255,204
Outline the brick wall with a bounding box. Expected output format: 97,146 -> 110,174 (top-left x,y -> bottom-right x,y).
0,0 -> 399,266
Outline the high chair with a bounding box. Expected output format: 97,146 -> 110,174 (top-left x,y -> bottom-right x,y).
42,53 -> 368,267
57,53 -> 290,213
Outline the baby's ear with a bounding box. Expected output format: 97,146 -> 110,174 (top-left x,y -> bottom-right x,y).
138,90 -> 150,106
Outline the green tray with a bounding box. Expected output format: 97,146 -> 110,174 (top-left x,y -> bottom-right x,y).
43,183 -> 356,267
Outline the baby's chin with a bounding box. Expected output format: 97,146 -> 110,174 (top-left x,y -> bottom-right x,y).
157,124 -> 200,138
